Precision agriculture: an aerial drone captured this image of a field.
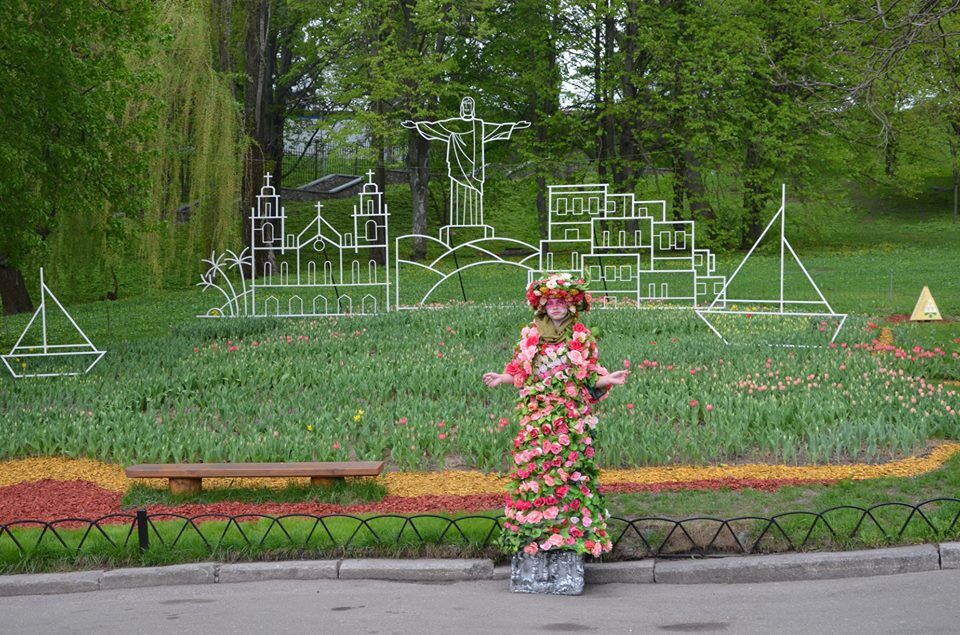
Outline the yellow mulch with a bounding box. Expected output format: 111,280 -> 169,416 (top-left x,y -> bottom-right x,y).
2,442 -> 958,497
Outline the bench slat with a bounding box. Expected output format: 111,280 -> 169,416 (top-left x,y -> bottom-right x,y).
125,461 -> 385,479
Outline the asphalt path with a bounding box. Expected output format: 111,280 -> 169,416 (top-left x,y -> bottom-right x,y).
2,569 -> 959,634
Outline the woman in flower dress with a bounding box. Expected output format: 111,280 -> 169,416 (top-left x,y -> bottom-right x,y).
483,273 -> 629,559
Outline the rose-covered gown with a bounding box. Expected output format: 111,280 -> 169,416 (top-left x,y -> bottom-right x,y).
500,320 -> 614,557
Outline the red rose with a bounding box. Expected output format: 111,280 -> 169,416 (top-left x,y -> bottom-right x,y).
572,323 -> 587,333
568,339 -> 584,351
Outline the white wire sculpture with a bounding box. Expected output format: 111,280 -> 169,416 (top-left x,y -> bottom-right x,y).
394,99 -> 725,310
402,97 -> 530,245
1,268 -> 106,378
199,171 -> 390,317
395,97 -> 538,309
535,184 -> 727,309
695,184 -> 847,346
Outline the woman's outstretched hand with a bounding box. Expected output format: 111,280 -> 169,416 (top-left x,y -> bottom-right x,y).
595,369 -> 630,389
483,372 -> 513,388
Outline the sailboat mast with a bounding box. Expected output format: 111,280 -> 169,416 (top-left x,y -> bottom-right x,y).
779,184 -> 786,313
39,267 -> 48,354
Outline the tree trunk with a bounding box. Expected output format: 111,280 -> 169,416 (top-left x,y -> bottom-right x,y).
212,0 -> 236,98
951,123 -> 959,224
0,263 -> 33,315
408,132 -> 430,260
741,141 -> 768,248
672,146 -> 688,220
241,0 -> 275,278
682,150 -> 716,221
883,129 -> 897,177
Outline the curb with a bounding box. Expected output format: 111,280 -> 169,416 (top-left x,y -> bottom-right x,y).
1,543 -> 957,597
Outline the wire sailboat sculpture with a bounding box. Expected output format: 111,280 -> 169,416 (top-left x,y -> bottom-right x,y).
695,185 -> 847,346
1,268 -> 106,378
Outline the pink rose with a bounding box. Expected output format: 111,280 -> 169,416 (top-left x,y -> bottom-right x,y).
573,323 -> 587,333
543,506 -> 559,520
524,542 -> 539,555
558,434 -> 571,447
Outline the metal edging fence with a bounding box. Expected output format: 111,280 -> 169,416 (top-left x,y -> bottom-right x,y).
1,498 -> 959,562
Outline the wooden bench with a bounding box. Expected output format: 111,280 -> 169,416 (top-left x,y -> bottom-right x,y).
125,461 -> 385,494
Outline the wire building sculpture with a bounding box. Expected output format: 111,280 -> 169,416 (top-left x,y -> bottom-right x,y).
696,185 -> 847,346
1,268 -> 106,378
200,172 -> 390,317
536,184 -> 727,308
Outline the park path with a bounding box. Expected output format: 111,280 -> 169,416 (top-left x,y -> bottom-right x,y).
1,570 -> 958,634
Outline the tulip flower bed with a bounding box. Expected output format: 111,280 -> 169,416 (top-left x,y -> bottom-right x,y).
1,295 -> 959,471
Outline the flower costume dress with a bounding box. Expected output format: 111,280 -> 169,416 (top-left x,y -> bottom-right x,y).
499,275 -> 614,558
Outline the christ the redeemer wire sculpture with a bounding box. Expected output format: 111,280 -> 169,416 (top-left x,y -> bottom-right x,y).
402,97 -> 529,244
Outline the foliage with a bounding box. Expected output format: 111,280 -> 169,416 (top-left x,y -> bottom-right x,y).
0,0 -> 158,296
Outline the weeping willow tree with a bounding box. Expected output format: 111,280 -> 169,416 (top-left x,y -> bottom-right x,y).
38,1 -> 242,302
138,0 -> 244,290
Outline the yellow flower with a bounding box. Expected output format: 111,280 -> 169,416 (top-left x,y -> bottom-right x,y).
306,425 -> 314,432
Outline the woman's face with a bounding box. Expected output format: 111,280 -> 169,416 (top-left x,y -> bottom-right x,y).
544,297 -> 569,321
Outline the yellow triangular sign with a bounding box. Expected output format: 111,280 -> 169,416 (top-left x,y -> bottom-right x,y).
910,286 -> 942,322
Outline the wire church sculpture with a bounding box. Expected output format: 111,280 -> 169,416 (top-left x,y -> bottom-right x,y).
2,268 -> 106,378
696,185 -> 847,345
199,172 -> 390,317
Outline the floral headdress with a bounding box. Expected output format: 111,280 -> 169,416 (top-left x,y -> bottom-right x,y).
526,272 -> 591,314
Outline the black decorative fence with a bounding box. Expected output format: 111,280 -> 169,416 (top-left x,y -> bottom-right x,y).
2,499 -> 959,565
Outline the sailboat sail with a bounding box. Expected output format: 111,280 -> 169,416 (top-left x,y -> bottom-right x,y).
2,269 -> 106,378
695,185 -> 847,346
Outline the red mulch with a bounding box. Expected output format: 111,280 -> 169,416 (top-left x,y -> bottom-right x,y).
0,477 -> 838,526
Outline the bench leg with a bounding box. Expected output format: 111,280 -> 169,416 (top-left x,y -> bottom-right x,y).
169,477 -> 202,495
310,477 -> 340,488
